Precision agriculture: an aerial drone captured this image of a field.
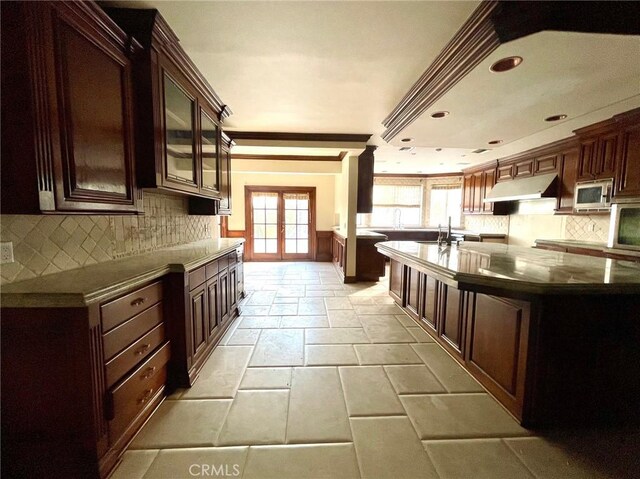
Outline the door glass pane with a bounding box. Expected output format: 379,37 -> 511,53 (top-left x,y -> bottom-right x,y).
252,192 -> 279,256
200,111 -> 218,191
283,192 -> 311,254
164,75 -> 195,184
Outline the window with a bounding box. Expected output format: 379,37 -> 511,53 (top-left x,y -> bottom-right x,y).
429,185 -> 462,227
370,183 -> 422,227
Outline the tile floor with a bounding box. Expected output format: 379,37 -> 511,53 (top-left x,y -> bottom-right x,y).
111,262 -> 640,479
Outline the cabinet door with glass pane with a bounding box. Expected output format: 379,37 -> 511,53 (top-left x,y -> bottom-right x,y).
199,108 -> 219,197
162,71 -> 199,193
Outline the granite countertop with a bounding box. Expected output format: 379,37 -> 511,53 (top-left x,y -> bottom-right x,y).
0,238 -> 245,308
376,241 -> 640,295
365,228 -> 506,238
333,229 -> 388,239
535,239 -> 640,258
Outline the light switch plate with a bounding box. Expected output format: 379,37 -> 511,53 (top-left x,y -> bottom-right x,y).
1,241 -> 14,264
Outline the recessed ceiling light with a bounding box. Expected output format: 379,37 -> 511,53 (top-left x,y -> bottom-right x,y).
488,140 -> 503,145
439,163 -> 444,166
411,153 -> 416,156
399,146 -> 414,152
435,148 -> 442,152
544,114 -> 568,122
430,111 -> 449,119
461,154 -> 467,157
396,162 -> 401,164
457,162 -> 471,166
401,137 -> 414,142
417,170 -> 423,173
382,170 -> 388,173
490,56 -> 523,73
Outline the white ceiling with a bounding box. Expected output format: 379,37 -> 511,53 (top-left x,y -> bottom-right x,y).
108,1 -> 639,174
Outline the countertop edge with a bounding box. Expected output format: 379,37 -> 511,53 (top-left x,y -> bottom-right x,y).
1,239 -> 245,308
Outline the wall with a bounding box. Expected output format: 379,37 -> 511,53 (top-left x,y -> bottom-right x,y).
228,170 -> 337,231
0,191 -> 218,284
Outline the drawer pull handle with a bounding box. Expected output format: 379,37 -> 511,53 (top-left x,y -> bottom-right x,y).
137,388 -> 154,405
142,366 -> 157,379
131,297 -> 146,306
135,344 -> 151,355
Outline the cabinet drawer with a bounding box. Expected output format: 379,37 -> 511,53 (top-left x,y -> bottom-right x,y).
109,342 -> 170,441
105,323 -> 165,388
228,251 -> 237,265
218,255 -> 229,271
101,282 -> 163,332
103,302 -> 163,360
205,260 -> 219,280
189,266 -> 206,290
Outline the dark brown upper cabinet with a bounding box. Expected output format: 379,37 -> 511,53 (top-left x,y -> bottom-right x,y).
575,120 -> 619,181
105,8 -> 231,201
1,1 -> 140,214
357,145 -> 377,214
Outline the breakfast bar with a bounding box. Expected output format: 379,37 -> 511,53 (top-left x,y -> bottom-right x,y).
376,241 -> 640,428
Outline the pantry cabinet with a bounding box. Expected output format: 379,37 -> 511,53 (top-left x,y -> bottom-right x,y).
1,1 -> 140,214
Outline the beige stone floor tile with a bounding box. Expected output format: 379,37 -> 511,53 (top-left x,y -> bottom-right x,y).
327,310 -> 362,328
181,346 -> 253,399
272,296 -> 298,304
394,313 -> 416,327
246,291 -> 276,305
217,390 -> 289,446
305,328 -> 370,344
384,365 -> 447,394
406,326 -> 435,343
239,367 -> 292,389
109,450 -> 158,479
249,329 -> 304,366
348,296 -> 377,305
130,399 -> 231,448
297,301 -> 327,315
269,303 -> 298,316
362,324 -> 416,343
225,328 -> 261,345
411,343 -> 485,392
287,367 -> 352,443
306,284 -> 345,291
401,393 -> 529,439
354,304 -> 404,315
243,443 -> 360,479
275,288 -> 305,297
351,417 -> 438,479
142,447 -> 249,479
339,366 -> 404,416
425,438 -> 534,479
241,305 -> 271,316
305,290 -> 335,297
280,315 -> 329,328
305,345 -> 358,366
357,314 -> 405,327
504,436 -> 625,479
238,315 -> 280,329
219,318 -> 241,345
324,297 -> 354,310
354,344 -> 423,365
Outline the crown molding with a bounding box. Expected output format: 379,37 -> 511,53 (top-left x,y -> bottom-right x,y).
226,131 -> 372,143
232,154 -> 343,162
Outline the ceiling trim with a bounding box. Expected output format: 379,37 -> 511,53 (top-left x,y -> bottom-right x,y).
381,1 -> 640,143
374,172 -> 463,179
381,1 -> 501,142
232,154 -> 343,162
226,131 -> 372,143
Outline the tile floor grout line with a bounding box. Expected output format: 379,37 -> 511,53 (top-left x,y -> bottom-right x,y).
501,437 -> 541,478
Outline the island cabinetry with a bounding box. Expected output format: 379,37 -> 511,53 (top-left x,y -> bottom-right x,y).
438,284 -> 471,360
167,247 -> 244,387
1,1 -> 140,214
389,259 -> 404,304
465,294 -> 530,419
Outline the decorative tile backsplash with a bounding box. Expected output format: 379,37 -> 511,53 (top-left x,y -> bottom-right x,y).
462,215 -> 510,234
0,192 -> 219,285
564,214 -> 610,243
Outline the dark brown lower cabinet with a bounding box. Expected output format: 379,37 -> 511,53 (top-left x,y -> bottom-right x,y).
465,294 -> 530,419
207,275 -> 221,342
189,283 -> 209,360
387,259 -> 640,427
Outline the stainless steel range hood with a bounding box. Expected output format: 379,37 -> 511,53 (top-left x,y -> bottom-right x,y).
484,173 -> 558,203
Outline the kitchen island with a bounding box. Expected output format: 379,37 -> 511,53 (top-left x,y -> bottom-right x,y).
376,241 -> 640,428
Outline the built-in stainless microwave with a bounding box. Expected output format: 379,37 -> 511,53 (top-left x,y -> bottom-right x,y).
608,203 -> 640,250
574,178 -> 613,212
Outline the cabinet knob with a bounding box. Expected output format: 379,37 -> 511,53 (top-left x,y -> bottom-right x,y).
142,366 -> 157,379
131,297 -> 146,306
135,343 -> 152,355
137,388 -> 154,405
